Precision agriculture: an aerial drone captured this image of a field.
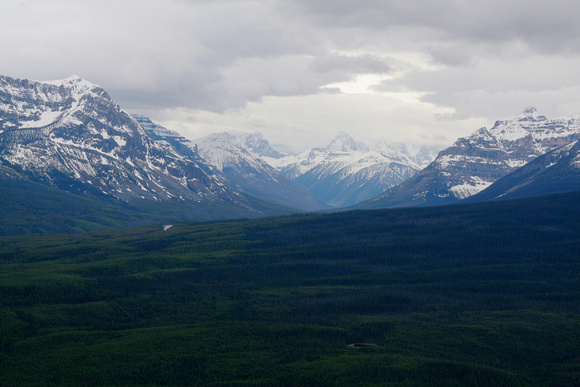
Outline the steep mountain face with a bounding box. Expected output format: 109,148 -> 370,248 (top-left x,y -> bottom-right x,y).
0,75 -> 289,220
358,107 -> 580,209
268,132 -> 437,207
468,140 -> 580,202
193,132 -> 326,211
132,114 -> 201,161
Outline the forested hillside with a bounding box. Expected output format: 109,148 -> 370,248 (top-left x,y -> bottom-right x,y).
1,192 -> 579,385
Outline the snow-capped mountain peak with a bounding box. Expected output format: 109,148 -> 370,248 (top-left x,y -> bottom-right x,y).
45,75 -> 98,92
519,105 -> 542,118
489,106 -> 579,155
0,75 -> 135,136
192,130 -> 326,211
236,132 -> 285,159
326,131 -> 366,153
194,132 -> 257,172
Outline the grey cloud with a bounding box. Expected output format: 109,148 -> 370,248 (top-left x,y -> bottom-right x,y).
0,1 -> 315,109
375,53 -> 580,120
213,55 -> 354,109
378,54 -> 580,96
427,45 -> 474,67
284,0 -> 580,55
308,54 -> 395,75
280,0 -> 442,28
2,0 -> 580,145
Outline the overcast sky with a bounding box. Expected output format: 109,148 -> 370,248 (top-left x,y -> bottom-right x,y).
2,0 -> 580,152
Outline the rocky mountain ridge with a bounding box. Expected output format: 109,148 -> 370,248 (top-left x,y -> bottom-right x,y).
358,107 -> 580,209
3,74 -> 578,224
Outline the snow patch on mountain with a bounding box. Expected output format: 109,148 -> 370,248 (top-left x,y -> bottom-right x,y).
573,153 -> 580,168
236,132 -> 285,159
195,132 -> 269,174
449,177 -> 494,199
19,109 -> 62,128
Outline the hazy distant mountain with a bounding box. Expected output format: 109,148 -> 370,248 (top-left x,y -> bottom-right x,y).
468,140 -> 580,202
194,132 -> 327,211
267,132 -> 439,207
236,131 -> 285,159
0,75 -> 293,222
388,143 -> 441,170
358,107 -> 580,209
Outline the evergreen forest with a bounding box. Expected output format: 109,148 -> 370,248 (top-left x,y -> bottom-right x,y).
1,192 -> 579,386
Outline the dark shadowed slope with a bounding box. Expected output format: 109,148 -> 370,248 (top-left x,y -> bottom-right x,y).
468,140 -> 580,202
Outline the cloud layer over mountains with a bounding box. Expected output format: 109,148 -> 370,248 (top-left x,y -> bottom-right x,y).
2,0 -> 580,151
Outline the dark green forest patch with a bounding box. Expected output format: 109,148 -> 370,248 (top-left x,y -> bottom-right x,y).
1,192 -> 579,385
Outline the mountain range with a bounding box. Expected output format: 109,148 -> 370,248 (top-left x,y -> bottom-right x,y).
192,131 -> 326,211
0,75 -> 294,229
264,133 -> 439,207
131,114 -> 326,211
137,120 -> 440,209
2,74 -> 580,235
0,75 -> 225,201
357,107 -> 580,209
